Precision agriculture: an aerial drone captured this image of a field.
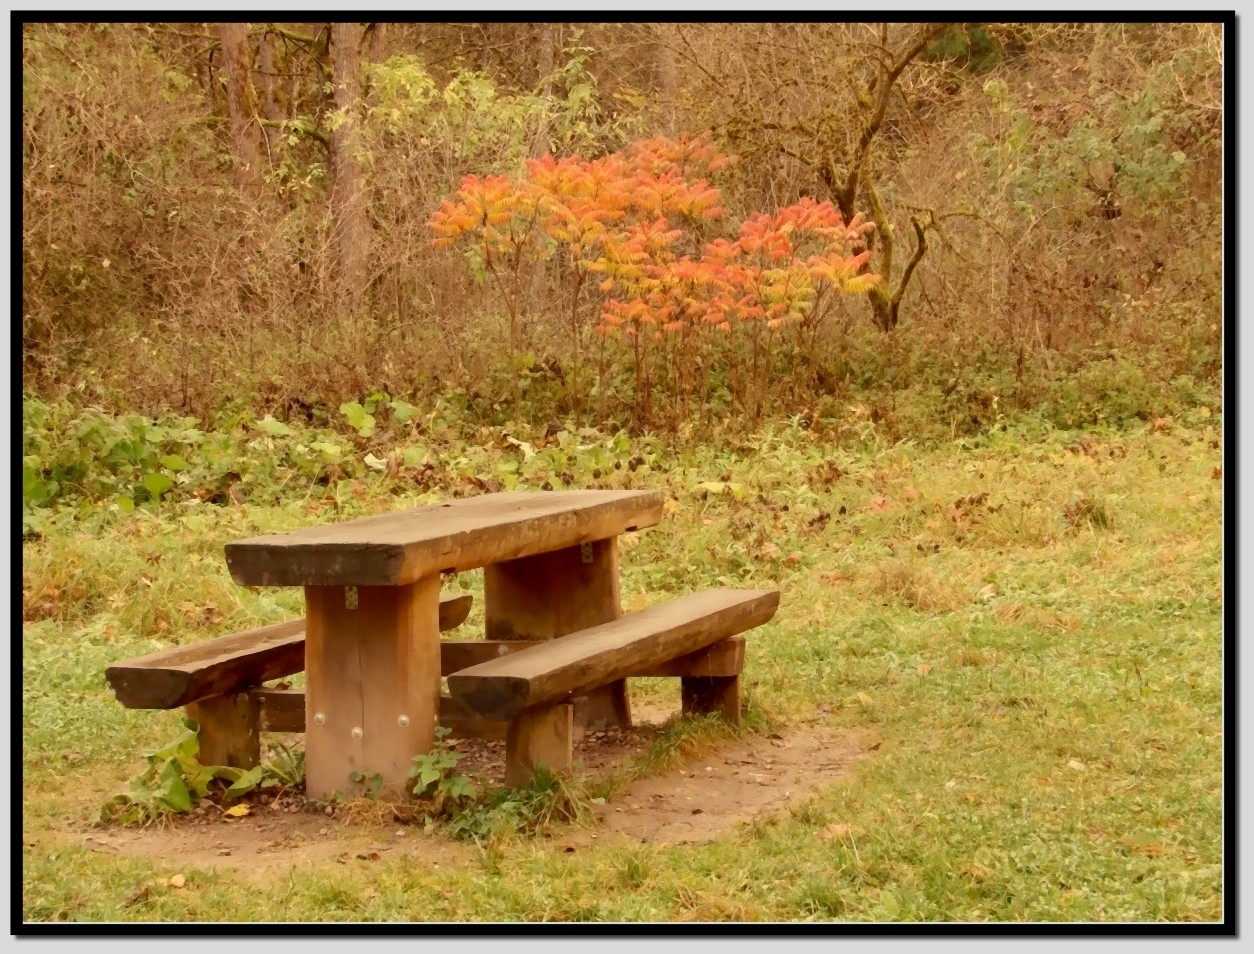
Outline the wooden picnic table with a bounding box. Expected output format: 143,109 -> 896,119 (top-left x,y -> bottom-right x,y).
225,489 -> 664,799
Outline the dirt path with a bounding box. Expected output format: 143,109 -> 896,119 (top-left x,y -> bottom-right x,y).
70,709 -> 867,876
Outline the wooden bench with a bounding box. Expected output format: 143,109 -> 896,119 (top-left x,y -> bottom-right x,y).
106,586 -> 780,792
105,592 -> 475,768
447,588 -> 779,786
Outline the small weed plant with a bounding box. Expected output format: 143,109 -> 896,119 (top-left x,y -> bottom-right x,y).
99,720 -> 302,826
444,767 -> 596,842
408,727 -> 477,819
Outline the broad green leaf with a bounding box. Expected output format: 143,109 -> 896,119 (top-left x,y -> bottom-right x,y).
442,775 -> 476,800
340,402 -> 377,437
160,454 -> 189,471
257,415 -> 293,436
23,459 -> 48,502
157,761 -> 193,812
24,472 -> 49,505
310,441 -> 343,459
116,495 -> 135,513
142,472 -> 174,499
391,398 -> 418,423
224,765 -> 265,800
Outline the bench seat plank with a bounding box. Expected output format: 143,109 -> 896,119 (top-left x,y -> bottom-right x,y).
106,592 -> 472,710
253,639 -> 746,736
438,635 -> 744,678
447,589 -> 778,721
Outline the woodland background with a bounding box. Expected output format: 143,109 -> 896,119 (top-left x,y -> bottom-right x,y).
21,21 -> 1223,438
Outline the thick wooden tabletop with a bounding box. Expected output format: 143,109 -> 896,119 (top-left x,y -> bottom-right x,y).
225,489 -> 665,587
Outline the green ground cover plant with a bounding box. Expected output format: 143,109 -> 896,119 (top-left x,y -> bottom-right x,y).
21,397 -> 1223,923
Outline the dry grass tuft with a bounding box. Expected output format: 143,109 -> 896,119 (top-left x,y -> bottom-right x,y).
866,559 -> 963,613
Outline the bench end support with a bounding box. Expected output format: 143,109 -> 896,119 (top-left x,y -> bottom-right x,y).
187,692 -> 261,768
505,703 -> 574,788
681,674 -> 741,725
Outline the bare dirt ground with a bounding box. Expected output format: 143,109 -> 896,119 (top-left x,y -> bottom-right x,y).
71,705 -> 868,878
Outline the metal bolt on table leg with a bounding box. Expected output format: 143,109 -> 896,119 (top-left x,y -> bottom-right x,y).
397,715 -> 410,727
351,726 -> 363,740
313,712 -> 326,726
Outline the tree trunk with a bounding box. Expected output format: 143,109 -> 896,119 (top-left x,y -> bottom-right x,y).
368,22 -> 388,65
330,22 -> 371,317
217,23 -> 264,194
255,29 -> 283,163
655,24 -> 679,135
528,24 -> 555,328
537,23 -> 555,87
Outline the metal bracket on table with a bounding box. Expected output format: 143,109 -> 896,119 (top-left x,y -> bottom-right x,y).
345,585 -> 358,610
580,542 -> 594,564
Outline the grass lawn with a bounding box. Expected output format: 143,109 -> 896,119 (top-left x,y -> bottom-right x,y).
20,411 -> 1225,923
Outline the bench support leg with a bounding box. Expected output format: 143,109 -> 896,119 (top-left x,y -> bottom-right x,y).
485,538 -> 630,731
682,675 -> 741,725
505,704 -> 573,788
304,576 -> 441,800
187,692 -> 261,768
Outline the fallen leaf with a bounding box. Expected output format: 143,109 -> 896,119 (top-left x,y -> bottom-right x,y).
783,550 -> 804,566
1211,466 -> 1222,480
663,497 -> 680,515
169,874 -> 186,889
356,851 -> 381,862
857,691 -> 872,706
869,495 -> 891,511
1067,759 -> 1086,771
818,823 -> 852,840
1129,840 -> 1170,858
866,741 -> 882,751
225,804 -> 250,818
916,663 -> 932,676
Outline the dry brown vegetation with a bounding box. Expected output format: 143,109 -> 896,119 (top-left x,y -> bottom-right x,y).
21,21 -> 1223,435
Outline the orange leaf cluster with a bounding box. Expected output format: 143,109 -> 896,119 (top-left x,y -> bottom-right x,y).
429,134 -> 878,338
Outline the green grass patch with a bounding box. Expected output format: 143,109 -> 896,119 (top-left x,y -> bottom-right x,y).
21,408 -> 1223,923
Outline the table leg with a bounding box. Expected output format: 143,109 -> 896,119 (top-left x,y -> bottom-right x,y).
484,537 -> 631,730
303,577 -> 441,800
